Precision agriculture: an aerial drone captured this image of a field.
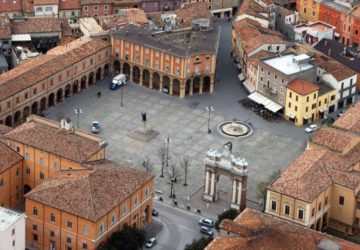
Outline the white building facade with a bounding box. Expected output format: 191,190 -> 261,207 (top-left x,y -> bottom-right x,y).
0,207 -> 25,250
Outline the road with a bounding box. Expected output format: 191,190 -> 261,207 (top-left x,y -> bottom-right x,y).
145,201 -> 214,250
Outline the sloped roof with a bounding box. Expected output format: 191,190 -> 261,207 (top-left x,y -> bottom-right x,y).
0,17 -> 12,40
11,17 -> 62,34
25,160 -> 153,222
59,0 -> 81,10
287,79 -> 319,95
333,101 -> 360,134
0,142 -> 22,174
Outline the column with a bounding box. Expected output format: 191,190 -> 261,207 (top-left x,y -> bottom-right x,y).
129,69 -> 133,82
210,172 -> 215,196
205,171 -> 209,194
149,74 -> 153,89
170,82 -> 173,96
237,181 -> 242,205
120,64 -> 123,75
139,72 -> 143,86
199,78 -> 203,94
190,81 -> 193,96
180,86 -> 185,99
210,77 -> 215,93
159,78 -> 163,93
77,80 -> 81,92
232,180 -> 237,203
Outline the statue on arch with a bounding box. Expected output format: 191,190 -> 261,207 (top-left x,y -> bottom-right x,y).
222,141 -> 233,158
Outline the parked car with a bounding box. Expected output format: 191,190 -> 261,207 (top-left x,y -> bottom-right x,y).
145,238 -> 157,248
91,121 -> 101,133
200,226 -> 214,236
305,124 -> 317,133
321,116 -> 335,125
110,73 -> 126,90
152,209 -> 159,216
198,218 -> 215,228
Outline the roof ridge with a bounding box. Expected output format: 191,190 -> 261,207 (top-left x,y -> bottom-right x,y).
84,174 -> 97,221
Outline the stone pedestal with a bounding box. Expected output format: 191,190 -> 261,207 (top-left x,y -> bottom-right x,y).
127,121 -> 159,142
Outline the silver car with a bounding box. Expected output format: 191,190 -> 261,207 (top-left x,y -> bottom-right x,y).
91,121 -> 100,133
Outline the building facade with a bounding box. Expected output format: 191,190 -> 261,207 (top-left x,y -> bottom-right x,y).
296,0 -> 320,22
25,160 -> 154,250
0,37 -> 110,127
34,0 -> 59,16
111,21 -> 220,98
80,0 -> 114,17
0,207 -> 26,250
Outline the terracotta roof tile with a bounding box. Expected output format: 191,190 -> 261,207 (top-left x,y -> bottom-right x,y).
25,160 -> 153,221
0,0 -> 22,13
80,0 -> 114,5
237,0 -> 270,17
333,101 -> 360,134
58,0 -> 81,10
0,124 -> 12,135
175,2 -> 212,27
0,17 -> 12,40
0,142 -> 22,174
4,117 -> 103,163
99,8 -> 148,30
287,79 -> 320,95
33,0 -> 59,5
11,17 -> 61,34
206,208 -> 360,250
21,0 -> 34,13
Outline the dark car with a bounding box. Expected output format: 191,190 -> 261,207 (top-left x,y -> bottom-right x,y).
321,116 -> 335,125
200,226 -> 214,236
152,209 -> 159,216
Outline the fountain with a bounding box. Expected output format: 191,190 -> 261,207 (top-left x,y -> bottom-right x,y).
217,120 -> 253,139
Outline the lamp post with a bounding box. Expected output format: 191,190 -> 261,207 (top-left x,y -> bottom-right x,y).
120,85 -> 124,107
164,137 -> 172,168
74,107 -> 82,129
206,105 -> 214,134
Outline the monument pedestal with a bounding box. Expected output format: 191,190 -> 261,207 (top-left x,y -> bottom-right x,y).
128,121 -> 159,142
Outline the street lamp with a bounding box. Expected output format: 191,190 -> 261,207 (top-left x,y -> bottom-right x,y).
164,137 -> 172,168
206,105 -> 214,134
74,107 -> 82,129
120,85 -> 124,107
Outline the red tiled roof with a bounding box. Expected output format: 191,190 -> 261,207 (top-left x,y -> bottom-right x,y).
11,17 -> 62,34
0,17 -> 12,40
237,0 -> 270,17
287,79 -> 320,95
206,208 -> 360,250
333,101 -> 360,134
21,0 -> 35,13
25,160 -> 153,221
33,0 -> 59,5
0,0 -> 22,13
0,142 -> 22,174
59,0 -> 81,10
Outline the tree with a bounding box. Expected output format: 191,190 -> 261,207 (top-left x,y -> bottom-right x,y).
215,208 -> 240,229
158,143 -> 167,178
97,225 -> 146,250
142,158 -> 153,174
179,156 -> 191,186
167,163 -> 180,201
184,237 -> 213,250
256,169 -> 281,210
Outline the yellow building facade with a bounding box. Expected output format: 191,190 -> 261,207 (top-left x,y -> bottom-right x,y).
297,0 -> 320,22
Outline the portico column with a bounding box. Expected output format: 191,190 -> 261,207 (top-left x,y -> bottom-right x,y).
205,171 -> 210,194
149,74 -> 153,89
190,81 -> 193,96
77,80 -> 81,92
210,77 -> 215,93
237,181 -> 242,205
130,69 -> 133,82
210,172 -> 215,196
170,82 -> 174,96
199,77 -> 203,94
232,180 -> 237,203
180,86 -> 185,99
120,64 -> 123,75
139,72 -> 143,86
159,78 -> 163,93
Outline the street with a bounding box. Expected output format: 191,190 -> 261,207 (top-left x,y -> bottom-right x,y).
145,201 -> 212,250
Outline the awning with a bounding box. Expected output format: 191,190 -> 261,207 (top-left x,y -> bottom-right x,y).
238,73 -> 245,82
11,34 -> 31,42
248,91 -> 283,113
287,112 -> 296,119
304,115 -> 310,120
242,80 -> 255,93
319,107 -> 327,112
334,32 -> 340,38
236,63 -> 241,70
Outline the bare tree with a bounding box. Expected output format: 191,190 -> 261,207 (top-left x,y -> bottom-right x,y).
167,163 -> 180,201
158,143 -> 167,178
142,158 -> 153,174
180,156 -> 191,186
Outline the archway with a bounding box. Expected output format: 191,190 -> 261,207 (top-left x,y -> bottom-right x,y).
56,89 -> 63,103
96,68 -> 102,81
322,212 -> 328,230
48,93 -> 55,107
5,116 -> 12,127
185,79 -> 191,96
40,97 -> 47,112
144,205 -> 150,224
143,69 -> 150,87
65,84 -> 71,98
133,66 -> 140,84
123,63 -> 130,79
14,111 -> 21,125
24,184 -> 31,195
162,75 -> 170,94
104,63 -> 109,77
193,77 -> 200,94
203,76 -> 211,92
113,60 -> 120,74
31,102 -> 38,115
152,72 -> 160,90
73,80 -> 79,94
81,76 -> 87,89
23,106 -> 30,121
89,72 -> 95,85
0,120 -> 3,125
316,219 -> 322,231
173,79 -> 180,96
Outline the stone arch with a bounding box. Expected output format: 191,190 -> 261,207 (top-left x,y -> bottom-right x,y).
0,120 -> 3,125
31,101 -> 39,115
14,110 -> 22,125
73,80 -> 79,94
144,205 -> 151,224
40,97 -> 47,112
152,72 -> 160,90
81,76 -> 87,90
65,84 -> 71,98
56,88 -> 63,103
162,75 -> 170,93
193,77 -> 200,94
123,63 -> 130,78
185,79 -> 191,96
316,218 -> 322,231
96,67 -> 102,81
113,60 -> 120,74
173,79 -> 180,96
322,212 -> 328,230
133,66 -> 140,84
104,63 -> 109,77
23,106 -> 30,121
203,76 -> 211,92
89,72 -> 95,86
48,93 -> 55,107
5,115 -> 12,127
24,184 -> 31,195
143,69 -> 150,87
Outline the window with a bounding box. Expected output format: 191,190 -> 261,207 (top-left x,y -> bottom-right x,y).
312,208 -> 315,217
33,207 -> 38,216
289,92 -> 292,98
306,107 -> 308,112
40,172 -> 44,180
26,168 -> 30,175
67,220 -> 73,228
16,168 -> 19,176
54,162 -> 59,170
33,224 -> 37,230
306,96 -> 309,102
145,187 -> 149,197
318,101 -> 321,106
288,102 -> 291,108
12,240 -> 15,246
297,209 -> 304,220
33,88 -> 37,95
313,93 -> 316,99
111,214 -> 116,223
325,196 -> 328,205
295,96 -> 298,101
99,224 -> 104,233
271,200 -> 277,211
122,204 -> 127,214
58,74 -> 62,81
331,95 -> 335,101
357,201 -> 360,209
67,237 -> 72,243
284,204 -> 291,215
50,231 -> 55,237
12,228 -> 15,235
83,225 -> 88,235
39,157 -> 44,165
304,7 -> 306,13
295,106 -> 297,111
33,234 -> 38,241
104,4 -> 108,10
45,6 -> 52,12
318,202 -> 322,211
36,6 -> 43,12
16,96 -> 19,103
134,196 -> 138,205
94,5 -> 98,10
339,196 -> 344,205
312,104 -> 316,110
83,243 -> 88,249
50,213 -> 55,222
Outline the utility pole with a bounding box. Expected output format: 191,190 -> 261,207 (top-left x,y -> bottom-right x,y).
74,107 -> 82,129
206,105 -> 214,134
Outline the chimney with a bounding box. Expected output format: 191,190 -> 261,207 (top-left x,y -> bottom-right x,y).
60,117 -> 72,131
328,48 -> 331,57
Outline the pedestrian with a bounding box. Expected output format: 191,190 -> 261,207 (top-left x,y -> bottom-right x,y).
97,91 -> 101,98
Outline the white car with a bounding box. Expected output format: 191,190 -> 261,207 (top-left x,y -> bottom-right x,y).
145,238 -> 157,248
305,124 -> 317,133
198,218 -> 215,228
91,121 -> 100,133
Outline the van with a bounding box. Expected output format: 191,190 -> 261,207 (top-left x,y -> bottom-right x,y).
110,74 -> 126,90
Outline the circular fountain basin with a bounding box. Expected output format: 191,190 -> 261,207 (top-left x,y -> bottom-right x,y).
217,121 -> 253,138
